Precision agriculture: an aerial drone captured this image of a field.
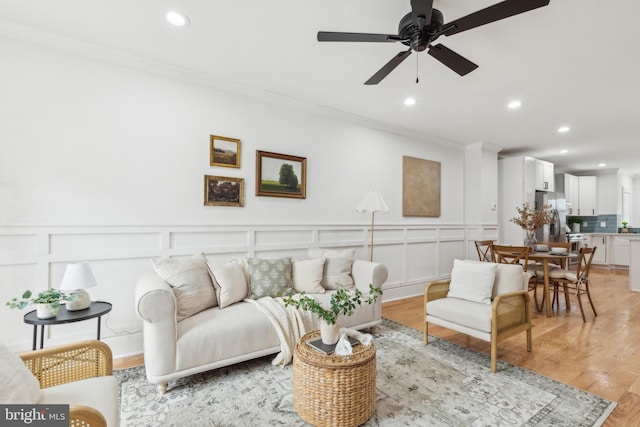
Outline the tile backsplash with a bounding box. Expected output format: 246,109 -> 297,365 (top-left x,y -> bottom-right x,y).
567,214 -> 620,233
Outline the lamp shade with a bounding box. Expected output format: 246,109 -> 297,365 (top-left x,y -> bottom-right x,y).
59,262 -> 97,290
355,190 -> 389,214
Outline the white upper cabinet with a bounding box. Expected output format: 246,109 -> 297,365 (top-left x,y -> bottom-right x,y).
535,159 -> 554,191
564,173 -> 579,215
578,176 -> 598,216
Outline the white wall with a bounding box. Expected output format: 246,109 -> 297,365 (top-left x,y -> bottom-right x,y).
0,36 -> 493,356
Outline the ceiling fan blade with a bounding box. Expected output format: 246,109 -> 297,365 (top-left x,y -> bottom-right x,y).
411,0 -> 433,30
365,49 -> 413,85
439,0 -> 550,36
318,31 -> 403,43
427,44 -> 478,76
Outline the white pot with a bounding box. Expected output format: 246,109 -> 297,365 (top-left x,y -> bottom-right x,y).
320,321 -> 341,345
36,303 -> 59,319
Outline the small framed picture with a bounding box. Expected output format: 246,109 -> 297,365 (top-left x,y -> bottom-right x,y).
256,151 -> 306,199
210,135 -> 241,168
204,175 -> 244,207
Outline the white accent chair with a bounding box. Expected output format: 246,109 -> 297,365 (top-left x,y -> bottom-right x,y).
424,260 -> 532,372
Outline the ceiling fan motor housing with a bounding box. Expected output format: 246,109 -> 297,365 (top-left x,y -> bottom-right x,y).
399,9 -> 443,52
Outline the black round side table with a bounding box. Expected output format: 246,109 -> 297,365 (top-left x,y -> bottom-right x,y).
23,301 -> 112,350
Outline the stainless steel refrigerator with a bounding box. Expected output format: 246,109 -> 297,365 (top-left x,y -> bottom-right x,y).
535,191 -> 567,243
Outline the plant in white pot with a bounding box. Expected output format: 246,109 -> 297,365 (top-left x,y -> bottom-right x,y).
283,284 -> 382,345
6,289 -> 75,319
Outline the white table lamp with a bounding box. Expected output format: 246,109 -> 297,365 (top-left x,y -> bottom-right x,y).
356,190 -> 390,261
59,262 -> 97,311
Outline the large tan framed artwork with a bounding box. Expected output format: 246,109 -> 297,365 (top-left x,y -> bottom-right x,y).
402,156 -> 441,217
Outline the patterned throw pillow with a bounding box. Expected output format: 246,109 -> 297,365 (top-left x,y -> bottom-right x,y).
151,254 -> 217,321
246,257 -> 295,299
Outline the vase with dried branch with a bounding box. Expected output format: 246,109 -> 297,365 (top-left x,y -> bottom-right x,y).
510,202 -> 552,252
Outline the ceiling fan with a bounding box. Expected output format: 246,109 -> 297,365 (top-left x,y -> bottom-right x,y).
317,0 -> 550,85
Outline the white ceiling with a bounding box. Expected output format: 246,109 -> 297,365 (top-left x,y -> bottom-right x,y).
1,0 -> 639,176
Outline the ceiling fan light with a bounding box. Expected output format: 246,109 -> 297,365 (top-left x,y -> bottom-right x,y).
166,11 -> 190,27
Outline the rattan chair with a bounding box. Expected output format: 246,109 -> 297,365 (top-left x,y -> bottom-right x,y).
19,340 -> 115,427
549,247 -> 597,322
474,240 -> 495,262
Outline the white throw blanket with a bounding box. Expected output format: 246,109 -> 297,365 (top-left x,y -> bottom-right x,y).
245,296 -> 320,366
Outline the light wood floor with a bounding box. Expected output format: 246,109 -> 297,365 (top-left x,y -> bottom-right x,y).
115,268 -> 640,425
382,268 -> 640,426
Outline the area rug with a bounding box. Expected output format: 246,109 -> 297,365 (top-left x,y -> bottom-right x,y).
116,319 -> 616,426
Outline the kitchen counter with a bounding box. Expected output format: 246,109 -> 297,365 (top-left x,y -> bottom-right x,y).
631,240 -> 640,292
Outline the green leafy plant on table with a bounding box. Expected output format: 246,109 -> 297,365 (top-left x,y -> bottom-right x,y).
6,289 -> 75,310
283,284 -> 383,325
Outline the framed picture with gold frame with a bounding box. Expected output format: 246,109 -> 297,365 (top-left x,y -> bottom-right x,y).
210,135 -> 241,168
256,151 -> 306,199
204,175 -> 244,207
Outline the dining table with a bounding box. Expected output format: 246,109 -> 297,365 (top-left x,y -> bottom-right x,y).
528,251 -> 578,317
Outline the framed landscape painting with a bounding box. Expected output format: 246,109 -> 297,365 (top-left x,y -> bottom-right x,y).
210,135 -> 241,168
204,175 -> 244,207
256,151 -> 306,199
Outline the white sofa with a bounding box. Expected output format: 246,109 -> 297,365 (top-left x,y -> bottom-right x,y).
424,259 -> 532,372
135,256 -> 388,394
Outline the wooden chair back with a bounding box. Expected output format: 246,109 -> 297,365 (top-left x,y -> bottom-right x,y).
492,245 -> 531,271
576,246 -> 596,282
474,240 -> 495,262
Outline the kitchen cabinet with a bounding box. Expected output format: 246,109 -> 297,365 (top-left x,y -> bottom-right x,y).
578,176 -> 597,216
498,156 -> 536,245
612,236 -> 630,266
564,173 -> 579,215
584,234 -> 607,264
535,159 -> 554,191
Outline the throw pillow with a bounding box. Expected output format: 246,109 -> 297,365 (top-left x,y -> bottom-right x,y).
323,257 -> 355,290
307,248 -> 356,290
0,345 -> 41,404
292,258 -> 326,294
206,259 -> 249,309
447,259 -> 497,304
246,257 -> 295,299
151,254 -> 217,321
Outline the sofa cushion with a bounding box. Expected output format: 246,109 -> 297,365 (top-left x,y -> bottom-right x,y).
0,344 -> 41,404
246,257 -> 295,299
38,376 -> 119,426
427,297 -> 492,333
447,259 -> 496,304
292,258 -> 326,294
152,254 -> 217,321
207,259 -> 249,309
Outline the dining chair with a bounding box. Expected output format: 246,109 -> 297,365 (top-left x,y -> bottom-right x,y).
474,240 -> 495,262
548,247 -> 597,322
492,245 -> 541,311
532,241 -> 573,308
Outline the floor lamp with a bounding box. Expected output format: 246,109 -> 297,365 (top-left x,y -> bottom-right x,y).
356,190 -> 389,261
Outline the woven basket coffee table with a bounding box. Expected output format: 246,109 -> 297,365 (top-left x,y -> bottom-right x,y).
293,330 -> 376,427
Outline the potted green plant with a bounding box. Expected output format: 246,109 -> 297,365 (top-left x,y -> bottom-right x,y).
621,222 -> 629,233
6,289 -> 75,319
283,284 -> 382,345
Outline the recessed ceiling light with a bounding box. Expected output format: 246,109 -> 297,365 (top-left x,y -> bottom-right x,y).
598,163 -> 607,167
557,126 -> 570,133
166,11 -> 190,27
507,100 -> 522,109
560,149 -> 568,154
404,97 -> 416,106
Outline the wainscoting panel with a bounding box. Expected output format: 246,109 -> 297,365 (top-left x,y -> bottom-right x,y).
0,223 -> 497,357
